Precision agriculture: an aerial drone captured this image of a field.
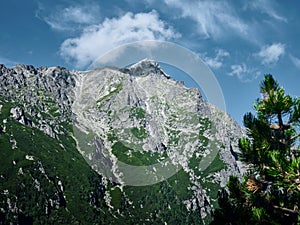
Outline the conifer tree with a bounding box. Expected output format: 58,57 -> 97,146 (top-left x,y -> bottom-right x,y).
211,75 -> 300,225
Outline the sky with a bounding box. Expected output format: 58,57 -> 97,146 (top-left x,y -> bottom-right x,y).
1,0 -> 300,124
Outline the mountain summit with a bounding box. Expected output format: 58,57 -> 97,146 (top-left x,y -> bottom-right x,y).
121,58 -> 171,78
0,60 -> 244,224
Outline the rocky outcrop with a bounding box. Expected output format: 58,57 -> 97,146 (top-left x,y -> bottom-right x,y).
10,107 -> 32,127
0,64 -> 75,119
120,58 -> 171,79
0,64 -> 77,140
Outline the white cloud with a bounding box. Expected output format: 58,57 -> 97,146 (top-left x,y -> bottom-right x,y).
36,3 -> 101,31
164,0 -> 249,39
229,64 -> 261,82
60,11 -> 180,68
290,54 -> 300,70
257,43 -> 285,65
202,49 -> 230,69
246,0 -> 287,22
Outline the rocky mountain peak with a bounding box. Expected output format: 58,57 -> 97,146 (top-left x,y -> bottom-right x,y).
120,58 -> 170,78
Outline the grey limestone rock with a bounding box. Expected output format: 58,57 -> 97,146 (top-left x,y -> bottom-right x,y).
10,107 -> 32,127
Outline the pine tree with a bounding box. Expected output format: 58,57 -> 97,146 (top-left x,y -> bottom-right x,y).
211,75 -> 300,225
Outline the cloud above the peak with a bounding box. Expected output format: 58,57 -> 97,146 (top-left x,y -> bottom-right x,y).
36,3 -> 101,31
256,43 -> 285,65
202,49 -> 230,69
229,63 -> 261,82
163,0 -> 249,40
59,11 -> 180,68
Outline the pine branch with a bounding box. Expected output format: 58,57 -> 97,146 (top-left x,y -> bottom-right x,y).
273,205 -> 299,215
291,132 -> 300,141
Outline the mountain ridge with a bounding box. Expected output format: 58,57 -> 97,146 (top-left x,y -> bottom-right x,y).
0,60 -> 244,224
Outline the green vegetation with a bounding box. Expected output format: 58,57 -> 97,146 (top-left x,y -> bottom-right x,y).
198,117 -> 211,151
0,99 -> 113,224
199,153 -> 227,209
129,106 -> 146,119
112,141 -> 165,166
130,126 -> 147,139
96,82 -> 123,107
107,130 -> 118,142
108,137 -> 207,224
110,187 -> 122,209
201,153 -> 227,177
211,75 -> 300,225
122,169 -> 203,225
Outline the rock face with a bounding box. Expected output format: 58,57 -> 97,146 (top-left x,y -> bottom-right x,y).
10,107 -> 32,127
0,64 -> 75,115
0,60 -> 245,224
0,64 -> 76,139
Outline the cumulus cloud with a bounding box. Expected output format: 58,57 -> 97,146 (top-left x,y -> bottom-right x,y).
229,64 -> 261,82
246,0 -> 287,22
60,10 -> 180,68
36,3 -> 101,31
257,43 -> 285,65
202,49 -> 230,69
164,0 -> 249,39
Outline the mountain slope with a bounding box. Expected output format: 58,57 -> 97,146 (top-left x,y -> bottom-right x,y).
0,60 -> 244,224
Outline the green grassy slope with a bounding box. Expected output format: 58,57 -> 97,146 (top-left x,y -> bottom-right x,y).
0,99 -> 113,224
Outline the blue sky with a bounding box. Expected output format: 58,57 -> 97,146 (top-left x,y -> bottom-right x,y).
1,0 -> 300,124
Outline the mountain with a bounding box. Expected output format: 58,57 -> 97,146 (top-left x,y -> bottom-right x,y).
0,60 -> 244,224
